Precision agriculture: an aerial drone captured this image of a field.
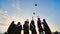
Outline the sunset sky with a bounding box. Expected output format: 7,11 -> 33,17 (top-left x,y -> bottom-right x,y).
0,0 -> 60,34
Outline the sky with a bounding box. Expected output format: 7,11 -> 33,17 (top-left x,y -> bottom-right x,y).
0,0 -> 60,34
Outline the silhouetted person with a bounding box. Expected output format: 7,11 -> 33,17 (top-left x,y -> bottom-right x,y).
37,17 -> 43,34
7,21 -> 16,34
15,22 -> 22,34
30,20 -> 37,34
43,19 -> 52,34
23,20 -> 29,34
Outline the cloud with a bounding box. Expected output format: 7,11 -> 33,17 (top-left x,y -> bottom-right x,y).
12,3 -> 20,10
11,0 -> 22,11
0,10 -> 9,33
0,10 -> 22,33
0,10 -> 9,25
0,10 -> 22,26
0,10 -> 8,15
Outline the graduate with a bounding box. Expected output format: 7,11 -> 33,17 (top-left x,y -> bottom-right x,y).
30,17 -> 37,34
15,22 -> 22,34
7,21 -> 16,34
43,19 -> 52,34
23,20 -> 29,34
37,17 -> 43,34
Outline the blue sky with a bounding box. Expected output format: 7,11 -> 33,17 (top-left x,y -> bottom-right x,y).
0,0 -> 60,34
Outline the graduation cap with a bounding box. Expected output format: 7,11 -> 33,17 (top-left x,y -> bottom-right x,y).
35,4 -> 37,6
33,12 -> 35,15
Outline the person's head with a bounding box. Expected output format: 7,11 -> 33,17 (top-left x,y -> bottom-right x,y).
11,21 -> 14,24
38,18 -> 40,20
17,22 -> 20,26
43,19 -> 46,22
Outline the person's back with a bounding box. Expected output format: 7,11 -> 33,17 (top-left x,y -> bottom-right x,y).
7,21 -> 16,34
37,18 -> 43,34
15,22 -> 22,34
23,21 -> 29,34
43,19 -> 52,34
30,20 -> 37,34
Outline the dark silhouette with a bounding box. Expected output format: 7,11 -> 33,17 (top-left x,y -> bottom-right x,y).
4,17 -> 53,34
43,19 -> 52,34
30,19 -> 37,34
7,21 -> 16,34
23,20 -> 29,34
35,4 -> 37,6
53,31 -> 58,34
37,17 -> 43,34
15,22 -> 22,34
